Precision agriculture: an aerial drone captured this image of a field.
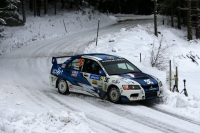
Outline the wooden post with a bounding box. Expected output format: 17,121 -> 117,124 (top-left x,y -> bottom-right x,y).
187,0 -> 192,40
170,60 -> 171,91
154,0 -> 158,36
175,66 -> 178,91
96,19 -> 100,46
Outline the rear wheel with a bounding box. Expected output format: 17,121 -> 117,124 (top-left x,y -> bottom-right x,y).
58,79 -> 69,95
108,86 -> 121,103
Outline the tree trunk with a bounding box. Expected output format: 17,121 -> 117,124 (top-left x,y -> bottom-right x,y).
44,0 -> 47,14
171,9 -> 174,27
54,0 -> 57,15
33,0 -> 36,17
178,0 -> 181,29
89,0 -> 91,7
70,2 -> 73,8
187,0 -> 192,40
29,0 -> 33,11
61,0 -> 65,9
196,0 -> 200,39
22,0 -> 26,23
154,0 -> 157,36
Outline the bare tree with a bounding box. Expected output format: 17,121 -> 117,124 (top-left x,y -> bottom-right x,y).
150,36 -> 169,70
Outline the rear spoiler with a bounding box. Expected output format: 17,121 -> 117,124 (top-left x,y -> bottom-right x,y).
52,56 -> 72,65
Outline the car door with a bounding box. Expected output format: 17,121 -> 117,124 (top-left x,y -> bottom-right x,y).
81,59 -> 107,98
65,57 -> 90,94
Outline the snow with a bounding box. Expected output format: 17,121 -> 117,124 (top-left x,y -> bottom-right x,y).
0,8 -> 200,133
84,23 -> 200,121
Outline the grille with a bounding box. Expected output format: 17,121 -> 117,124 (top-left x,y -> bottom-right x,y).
145,92 -> 158,98
142,84 -> 158,91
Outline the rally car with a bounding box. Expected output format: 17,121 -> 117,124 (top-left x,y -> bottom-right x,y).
49,53 -> 163,103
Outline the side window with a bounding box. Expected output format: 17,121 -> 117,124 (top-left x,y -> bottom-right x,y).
67,58 -> 85,71
118,63 -> 127,69
83,59 -> 101,75
126,63 -> 134,71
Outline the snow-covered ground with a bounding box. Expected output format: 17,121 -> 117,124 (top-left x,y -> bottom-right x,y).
84,23 -> 200,119
0,8 -> 200,133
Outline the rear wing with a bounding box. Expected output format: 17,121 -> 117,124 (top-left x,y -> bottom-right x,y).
52,56 -> 72,65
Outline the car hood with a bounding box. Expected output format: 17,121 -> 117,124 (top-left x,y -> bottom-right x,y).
110,72 -> 158,86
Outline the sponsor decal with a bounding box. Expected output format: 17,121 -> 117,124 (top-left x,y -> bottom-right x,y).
90,74 -> 100,80
69,85 -> 73,89
92,80 -> 98,85
97,82 -> 103,87
61,64 -> 66,68
104,77 -> 109,82
85,86 -> 90,91
52,67 -> 63,75
112,80 -> 120,84
100,76 -> 105,81
102,58 -> 125,62
144,79 -> 154,85
71,71 -> 78,77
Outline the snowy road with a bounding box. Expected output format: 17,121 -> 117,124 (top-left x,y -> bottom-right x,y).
0,19 -> 200,133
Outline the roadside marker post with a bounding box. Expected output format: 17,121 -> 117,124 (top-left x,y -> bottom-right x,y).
96,19 -> 100,46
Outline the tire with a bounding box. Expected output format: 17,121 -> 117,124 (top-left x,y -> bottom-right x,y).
108,86 -> 121,103
58,79 -> 69,95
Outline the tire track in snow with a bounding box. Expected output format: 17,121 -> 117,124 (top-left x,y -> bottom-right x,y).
43,92 -> 130,133
43,92 -> 193,133
85,99 -> 192,133
137,101 -> 200,126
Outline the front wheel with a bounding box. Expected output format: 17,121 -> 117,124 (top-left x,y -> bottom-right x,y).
58,79 -> 69,95
108,86 -> 121,103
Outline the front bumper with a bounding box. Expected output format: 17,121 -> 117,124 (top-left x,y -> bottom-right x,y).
120,89 -> 163,102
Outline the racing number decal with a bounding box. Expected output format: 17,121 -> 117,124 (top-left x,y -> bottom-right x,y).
144,79 -> 154,84
78,58 -> 84,67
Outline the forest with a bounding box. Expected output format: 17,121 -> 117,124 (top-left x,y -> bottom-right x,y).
0,0 -> 153,26
1,0 -> 200,40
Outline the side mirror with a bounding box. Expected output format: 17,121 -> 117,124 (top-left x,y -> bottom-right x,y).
99,70 -> 106,76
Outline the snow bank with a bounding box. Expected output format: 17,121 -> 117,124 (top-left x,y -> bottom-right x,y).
0,83 -> 96,133
0,109 -> 95,133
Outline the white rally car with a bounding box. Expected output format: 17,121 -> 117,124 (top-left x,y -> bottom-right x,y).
49,53 -> 163,103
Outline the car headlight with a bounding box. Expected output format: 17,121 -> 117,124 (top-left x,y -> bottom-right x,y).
122,85 -> 141,90
159,81 -> 163,87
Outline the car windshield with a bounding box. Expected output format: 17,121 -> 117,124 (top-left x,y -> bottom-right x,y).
100,58 -> 141,75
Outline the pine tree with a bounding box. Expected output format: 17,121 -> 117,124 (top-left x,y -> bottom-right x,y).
0,0 -> 23,26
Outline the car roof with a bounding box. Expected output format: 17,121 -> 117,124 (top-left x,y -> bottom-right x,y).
80,53 -> 122,61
